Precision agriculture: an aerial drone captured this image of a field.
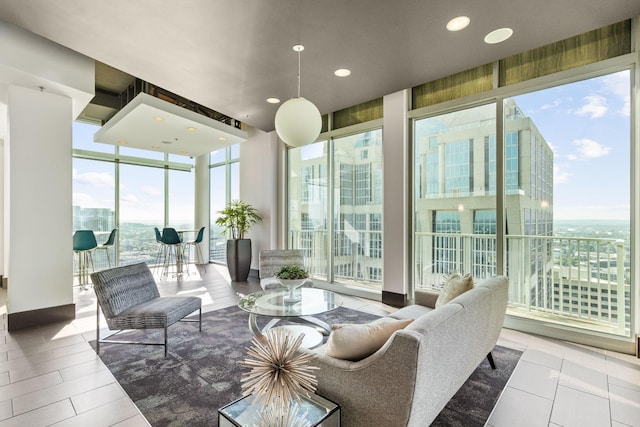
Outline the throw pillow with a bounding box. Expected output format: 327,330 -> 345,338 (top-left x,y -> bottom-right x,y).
324,318 -> 413,361
435,272 -> 474,308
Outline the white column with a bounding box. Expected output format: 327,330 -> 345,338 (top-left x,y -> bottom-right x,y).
6,85 -> 74,318
382,89 -> 410,304
194,154 -> 210,259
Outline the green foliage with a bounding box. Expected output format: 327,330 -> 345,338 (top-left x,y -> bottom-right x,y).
275,265 -> 309,280
214,200 -> 263,240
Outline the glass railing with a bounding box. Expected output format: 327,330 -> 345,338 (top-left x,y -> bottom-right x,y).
415,232 -> 630,336
289,229 -> 383,288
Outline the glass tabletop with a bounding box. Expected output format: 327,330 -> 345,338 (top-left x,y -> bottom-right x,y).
238,288 -> 343,318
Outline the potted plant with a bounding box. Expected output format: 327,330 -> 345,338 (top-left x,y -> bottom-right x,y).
275,265 -> 310,302
215,200 -> 263,281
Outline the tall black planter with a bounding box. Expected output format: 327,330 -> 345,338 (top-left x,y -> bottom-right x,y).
226,239 -> 252,282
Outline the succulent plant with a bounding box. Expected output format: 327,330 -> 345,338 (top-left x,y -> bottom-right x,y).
274,265 -> 309,280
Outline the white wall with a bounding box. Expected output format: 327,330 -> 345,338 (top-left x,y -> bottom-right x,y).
6,86 -> 73,313
240,126 -> 280,270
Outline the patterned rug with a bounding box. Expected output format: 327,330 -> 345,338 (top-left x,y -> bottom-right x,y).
95,305 -> 521,426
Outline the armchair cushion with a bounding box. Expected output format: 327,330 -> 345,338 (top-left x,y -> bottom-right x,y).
324,318 -> 413,361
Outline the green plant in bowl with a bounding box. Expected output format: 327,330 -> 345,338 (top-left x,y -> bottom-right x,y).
275,265 -> 309,280
275,265 -> 309,302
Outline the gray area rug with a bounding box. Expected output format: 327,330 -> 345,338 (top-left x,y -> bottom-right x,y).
95,305 -> 521,426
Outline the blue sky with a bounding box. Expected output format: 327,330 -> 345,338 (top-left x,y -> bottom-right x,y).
511,70 -> 630,221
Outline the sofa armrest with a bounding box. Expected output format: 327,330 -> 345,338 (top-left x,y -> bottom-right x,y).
303,330 -> 421,427
414,288 -> 439,308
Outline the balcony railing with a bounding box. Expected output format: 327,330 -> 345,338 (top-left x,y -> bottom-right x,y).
289,229 -> 383,288
415,232 -> 630,336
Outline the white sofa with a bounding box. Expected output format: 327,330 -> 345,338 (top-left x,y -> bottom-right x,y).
302,275 -> 509,427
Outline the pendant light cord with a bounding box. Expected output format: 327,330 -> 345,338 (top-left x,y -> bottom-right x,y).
297,48 -> 301,98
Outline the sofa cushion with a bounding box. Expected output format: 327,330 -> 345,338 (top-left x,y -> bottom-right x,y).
324,318 -> 413,361
435,273 -> 474,308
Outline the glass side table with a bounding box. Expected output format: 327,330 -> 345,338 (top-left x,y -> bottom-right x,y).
218,393 -> 340,427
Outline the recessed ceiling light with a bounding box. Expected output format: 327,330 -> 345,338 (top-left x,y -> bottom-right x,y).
151,146 -> 160,150
153,116 -> 164,121
484,27 -> 513,44
186,127 -> 197,131
446,16 -> 470,32
118,140 -> 128,145
267,97 -> 281,104
180,150 -> 189,155
218,137 -> 227,141
334,68 -> 351,77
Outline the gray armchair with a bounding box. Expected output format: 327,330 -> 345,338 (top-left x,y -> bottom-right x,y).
90,262 -> 201,356
259,249 -> 313,290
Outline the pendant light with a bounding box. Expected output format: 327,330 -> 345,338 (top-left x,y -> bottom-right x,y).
275,45 -> 321,147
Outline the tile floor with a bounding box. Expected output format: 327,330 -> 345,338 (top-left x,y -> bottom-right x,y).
0,264 -> 638,426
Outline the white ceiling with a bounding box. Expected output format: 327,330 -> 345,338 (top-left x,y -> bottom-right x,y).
0,1 -> 639,134
93,93 -> 247,156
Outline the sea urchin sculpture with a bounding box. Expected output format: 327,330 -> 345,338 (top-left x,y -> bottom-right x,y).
241,328 -> 318,410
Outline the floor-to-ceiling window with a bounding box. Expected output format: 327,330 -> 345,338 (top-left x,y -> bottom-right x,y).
413,69 -> 632,339
504,70 -> 631,336
209,144 -> 239,263
72,121 -> 196,281
288,128 -> 383,290
288,140 -> 329,280
414,103 -> 497,288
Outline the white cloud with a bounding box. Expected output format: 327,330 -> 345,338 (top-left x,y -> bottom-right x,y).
601,72 -> 630,117
574,95 -> 608,119
121,194 -> 139,203
554,164 -> 571,184
72,169 -> 114,187
540,99 -> 562,110
141,185 -> 162,196
572,138 -> 611,159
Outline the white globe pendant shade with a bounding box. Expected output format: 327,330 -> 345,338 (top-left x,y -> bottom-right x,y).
275,97 -> 322,147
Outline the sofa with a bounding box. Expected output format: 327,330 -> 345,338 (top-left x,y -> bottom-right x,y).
302,275 -> 509,427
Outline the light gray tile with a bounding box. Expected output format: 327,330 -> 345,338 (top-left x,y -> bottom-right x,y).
550,384 -> 611,427
520,347 -> 563,370
609,383 -> 640,426
50,341 -> 94,359
0,371 -> 62,399
7,334 -> 85,360
0,399 -> 75,427
12,369 -> 115,415
50,397 -> 141,427
0,400 -> 11,422
70,382 -> 127,414
0,350 -> 53,373
9,349 -> 98,382
607,354 -> 640,392
110,414 -> 151,427
487,386 -> 553,427
0,372 -> 8,387
559,360 -> 608,398
59,358 -> 108,382
507,359 -> 559,400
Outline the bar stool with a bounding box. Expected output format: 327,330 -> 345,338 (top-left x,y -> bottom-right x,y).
95,228 -> 117,267
184,226 -> 206,273
73,230 -> 97,290
160,227 -> 183,277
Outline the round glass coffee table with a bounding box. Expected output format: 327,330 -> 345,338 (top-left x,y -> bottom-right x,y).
238,288 -> 343,349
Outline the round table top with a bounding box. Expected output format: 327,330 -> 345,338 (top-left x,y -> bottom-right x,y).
238,288 -> 343,317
